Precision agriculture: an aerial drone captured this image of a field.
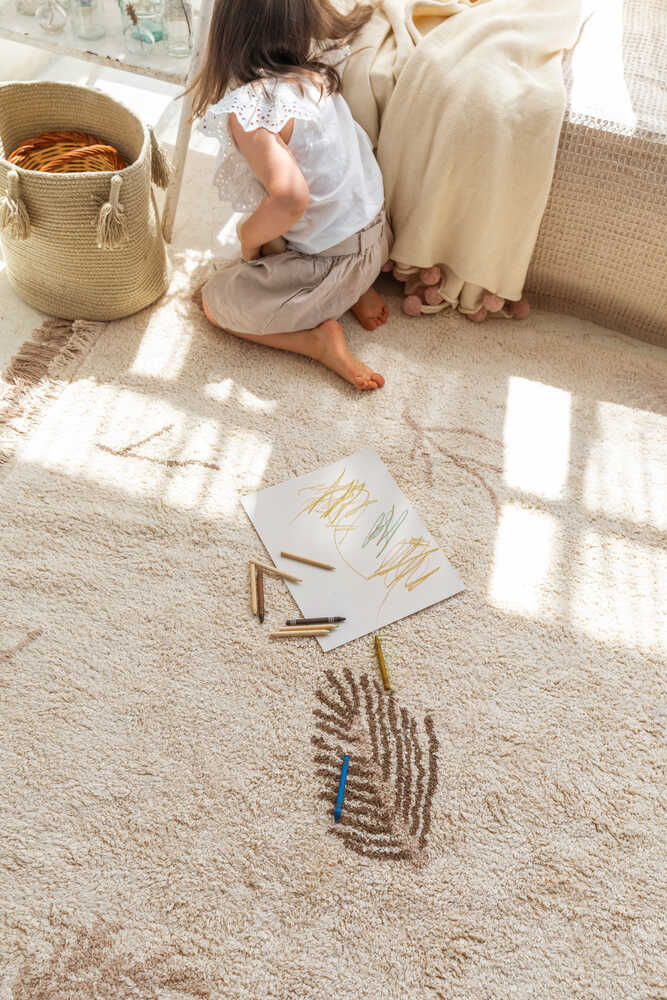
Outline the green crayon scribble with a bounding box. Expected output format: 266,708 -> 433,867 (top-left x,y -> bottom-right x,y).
362,505 -> 408,557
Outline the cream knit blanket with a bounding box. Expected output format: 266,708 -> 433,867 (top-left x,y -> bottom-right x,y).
343,0 -> 583,309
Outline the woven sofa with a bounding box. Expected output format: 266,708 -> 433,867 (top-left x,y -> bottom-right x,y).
527,0 -> 667,348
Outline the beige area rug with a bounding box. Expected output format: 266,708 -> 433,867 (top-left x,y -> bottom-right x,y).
1,263 -> 666,999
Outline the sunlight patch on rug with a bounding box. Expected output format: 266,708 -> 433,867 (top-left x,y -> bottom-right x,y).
203,379 -> 233,404
489,504 -> 558,615
237,386 -> 278,413
503,376 -> 571,499
130,318 -> 194,381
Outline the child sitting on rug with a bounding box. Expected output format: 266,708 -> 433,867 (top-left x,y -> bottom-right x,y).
191,0 -> 392,391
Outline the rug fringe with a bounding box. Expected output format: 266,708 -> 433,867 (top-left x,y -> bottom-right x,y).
0,317 -> 104,471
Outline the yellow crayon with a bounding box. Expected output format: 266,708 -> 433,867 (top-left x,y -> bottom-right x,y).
374,634 -> 391,691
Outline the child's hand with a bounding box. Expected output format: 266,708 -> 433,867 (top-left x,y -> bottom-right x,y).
261,236 -> 288,257
241,239 -> 261,262
238,221 -> 260,261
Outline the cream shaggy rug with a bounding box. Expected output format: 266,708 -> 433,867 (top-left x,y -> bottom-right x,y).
1,264 -> 665,1000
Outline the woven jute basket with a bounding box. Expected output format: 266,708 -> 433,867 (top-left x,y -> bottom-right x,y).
0,81 -> 170,321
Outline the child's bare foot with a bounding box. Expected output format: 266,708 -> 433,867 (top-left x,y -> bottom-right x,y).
352,287 -> 389,331
204,311 -> 384,390
313,319 -> 385,390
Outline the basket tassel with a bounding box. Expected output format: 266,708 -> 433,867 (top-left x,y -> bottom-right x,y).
149,127 -> 172,189
0,170 -> 31,240
97,174 -> 128,250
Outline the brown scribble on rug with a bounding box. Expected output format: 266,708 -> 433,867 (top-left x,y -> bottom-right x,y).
97,424 -> 220,472
0,629 -> 42,663
312,668 -> 438,862
404,408 -> 501,517
11,916 -> 211,999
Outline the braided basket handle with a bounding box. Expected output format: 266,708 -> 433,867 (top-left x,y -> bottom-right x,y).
0,170 -> 31,240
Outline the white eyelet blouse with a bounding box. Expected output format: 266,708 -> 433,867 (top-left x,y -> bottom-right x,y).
199,68 -> 384,256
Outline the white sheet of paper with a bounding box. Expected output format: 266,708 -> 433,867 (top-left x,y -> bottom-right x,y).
241,447 -> 465,650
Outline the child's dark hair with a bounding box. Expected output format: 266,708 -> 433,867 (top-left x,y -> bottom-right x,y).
188,0 -> 374,118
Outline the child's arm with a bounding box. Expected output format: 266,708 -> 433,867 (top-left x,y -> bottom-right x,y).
230,115 -> 310,261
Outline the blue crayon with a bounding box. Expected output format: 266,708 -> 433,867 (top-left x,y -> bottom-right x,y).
334,754 -> 350,823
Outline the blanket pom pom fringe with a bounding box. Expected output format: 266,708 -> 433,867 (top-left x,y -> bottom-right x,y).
395,260 -> 531,320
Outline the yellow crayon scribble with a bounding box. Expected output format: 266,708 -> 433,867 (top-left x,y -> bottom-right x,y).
368,537 -> 441,602
295,469 -> 440,603
296,468 -> 377,542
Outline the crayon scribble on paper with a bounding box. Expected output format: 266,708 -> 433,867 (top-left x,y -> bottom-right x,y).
368,537 -> 441,597
363,505 -> 408,556
296,469 -> 377,542
296,470 -> 440,605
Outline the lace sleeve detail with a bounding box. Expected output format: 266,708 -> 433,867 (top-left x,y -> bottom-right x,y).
199,80 -> 323,212
201,79 -> 321,139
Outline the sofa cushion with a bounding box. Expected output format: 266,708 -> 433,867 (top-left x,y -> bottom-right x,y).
527,0 -> 667,347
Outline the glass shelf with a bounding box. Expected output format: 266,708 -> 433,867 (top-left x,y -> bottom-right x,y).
0,0 -> 194,84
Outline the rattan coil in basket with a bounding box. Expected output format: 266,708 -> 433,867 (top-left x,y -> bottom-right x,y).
8,130 -> 127,173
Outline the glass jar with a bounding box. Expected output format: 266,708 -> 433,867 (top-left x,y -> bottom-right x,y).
164,0 -> 192,57
70,0 -> 105,39
16,0 -> 41,15
36,0 -> 68,32
118,0 -> 165,54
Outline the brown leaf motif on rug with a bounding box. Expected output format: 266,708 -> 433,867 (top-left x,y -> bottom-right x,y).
0,628 -> 41,664
97,424 -> 221,472
11,916 -> 211,999
404,408 -> 502,518
312,668 -> 438,861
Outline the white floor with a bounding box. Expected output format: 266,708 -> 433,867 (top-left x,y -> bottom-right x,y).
1,38 -> 665,369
